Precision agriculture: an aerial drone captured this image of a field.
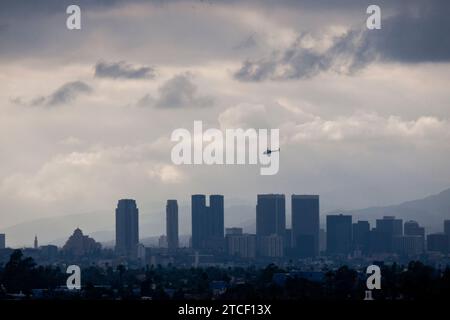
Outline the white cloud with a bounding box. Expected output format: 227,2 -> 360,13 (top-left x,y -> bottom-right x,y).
285,112 -> 450,143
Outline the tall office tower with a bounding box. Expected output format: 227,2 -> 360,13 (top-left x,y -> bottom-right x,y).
166,200 -> 179,251
192,194 -> 206,250
375,216 -> 403,253
427,233 -> 449,254
326,214 -> 352,255
444,220 -> 450,236
319,229 -> 327,253
191,194 -> 224,251
0,233 -> 5,249
256,194 -> 285,256
445,220 -> 450,251
34,235 -> 38,249
352,221 -> 370,253
256,194 -> 286,237
404,220 -> 425,237
291,195 -> 319,257
115,199 -> 139,258
210,195 -> 225,246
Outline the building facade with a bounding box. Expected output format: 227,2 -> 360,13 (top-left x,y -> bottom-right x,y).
166,199 -> 179,251
291,195 -> 320,257
326,214 -> 352,255
115,199 -> 139,258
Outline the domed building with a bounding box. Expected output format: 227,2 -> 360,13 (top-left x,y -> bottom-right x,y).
63,228 -> 101,257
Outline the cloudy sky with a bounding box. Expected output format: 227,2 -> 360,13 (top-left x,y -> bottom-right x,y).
1,0 -> 450,233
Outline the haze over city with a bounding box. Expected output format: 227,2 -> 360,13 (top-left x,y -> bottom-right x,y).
1,0 -> 450,247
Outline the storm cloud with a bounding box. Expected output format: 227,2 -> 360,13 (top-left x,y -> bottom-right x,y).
95,61 -> 156,80
235,1 -> 450,81
13,81 -> 93,107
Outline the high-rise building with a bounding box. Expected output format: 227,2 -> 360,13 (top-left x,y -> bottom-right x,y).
210,195 -> 225,246
374,216 -> 403,253
393,235 -> 424,256
326,214 -> 352,255
319,229 -> 326,253
291,195 -> 319,257
445,220 -> 450,251
166,200 -> 179,251
191,195 -> 224,251
226,232 -> 256,259
403,220 -> 425,254
256,194 -> 285,256
444,220 -> 450,236
34,235 -> 38,249
158,235 -> 168,248
115,199 -> 139,258
256,194 -> 286,237
368,229 -> 387,254
352,221 -> 370,253
0,233 -> 5,249
427,233 -> 449,254
404,221 -> 425,237
376,216 -> 403,235
257,234 -> 284,257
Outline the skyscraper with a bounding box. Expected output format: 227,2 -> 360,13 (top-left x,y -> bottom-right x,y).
256,194 -> 286,256
352,221 -> 370,253
0,234 -> 5,249
427,233 -> 449,254
34,235 -> 38,249
210,195 -> 225,246
326,214 -> 352,255
404,220 -> 425,237
375,216 -> 403,253
291,195 -> 319,257
115,199 -> 139,258
444,220 -> 450,236
191,194 -> 224,251
256,194 -> 286,237
166,199 -> 179,251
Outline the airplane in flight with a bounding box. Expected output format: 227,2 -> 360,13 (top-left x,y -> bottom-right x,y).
263,148 -> 280,156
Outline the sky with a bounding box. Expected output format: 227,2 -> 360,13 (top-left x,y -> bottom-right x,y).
1,0 -> 450,233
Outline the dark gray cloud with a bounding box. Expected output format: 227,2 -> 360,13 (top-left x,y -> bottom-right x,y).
234,1 -> 450,81
13,81 -> 93,107
47,81 -> 92,106
95,61 -> 156,80
147,73 -> 213,108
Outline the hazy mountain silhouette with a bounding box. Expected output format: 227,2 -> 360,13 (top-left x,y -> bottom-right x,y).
332,188 -> 450,233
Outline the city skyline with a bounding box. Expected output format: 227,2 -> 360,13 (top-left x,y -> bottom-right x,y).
1,0 -> 450,308
1,0 -> 450,233
2,186 -> 450,248
1,193 -> 450,259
